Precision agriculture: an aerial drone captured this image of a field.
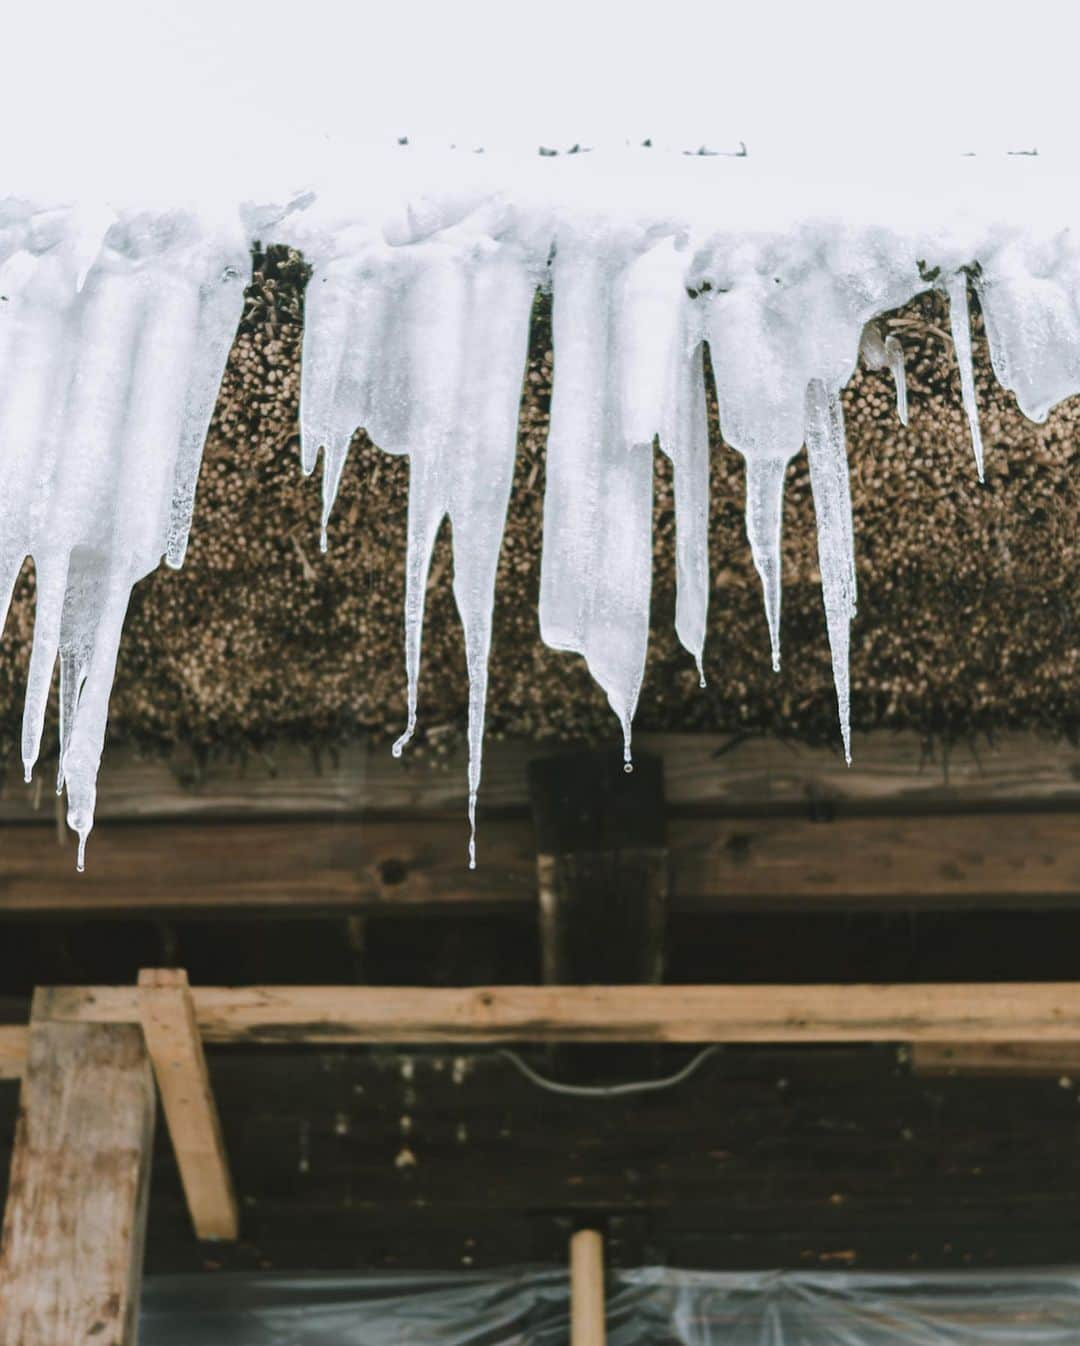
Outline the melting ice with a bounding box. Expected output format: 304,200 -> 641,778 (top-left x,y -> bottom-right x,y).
4,152 -> 1080,866
0,201 -> 248,867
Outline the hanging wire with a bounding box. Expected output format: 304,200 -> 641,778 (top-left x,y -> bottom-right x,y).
496,1045 -> 723,1099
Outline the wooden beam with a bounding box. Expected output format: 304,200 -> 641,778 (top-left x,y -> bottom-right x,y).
0,1028 -> 27,1080
4,732 -> 1077,822
137,970 -> 237,1242
4,810 -> 1080,915
911,1041 -> 1080,1077
0,991 -> 154,1346
33,981 -> 1080,1045
570,1228 -> 606,1346
0,819 -> 535,915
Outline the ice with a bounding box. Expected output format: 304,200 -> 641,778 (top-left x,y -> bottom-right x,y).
540,222 -> 702,766
860,322 -> 908,425
298,197 -> 543,864
8,152 -> 1080,865
804,378 -> 856,764
0,202 -> 248,865
945,270 -> 985,481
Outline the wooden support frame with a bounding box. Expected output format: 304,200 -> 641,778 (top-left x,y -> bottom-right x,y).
19,979 -> 1080,1046
137,969 -> 237,1241
0,991 -> 155,1346
6,969 -> 1080,1331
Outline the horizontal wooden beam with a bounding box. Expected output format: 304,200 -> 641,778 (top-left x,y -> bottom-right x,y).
910,1041 -> 1080,1077
3,732 -> 1077,823
3,810 -> 1079,914
26,980 -> 1080,1047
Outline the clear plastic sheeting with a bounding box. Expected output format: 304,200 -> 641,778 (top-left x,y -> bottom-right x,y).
141,1265 -> 1080,1344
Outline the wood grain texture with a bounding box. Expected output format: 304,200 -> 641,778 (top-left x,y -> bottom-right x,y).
3,733 -> 1078,823
137,969 -> 237,1242
34,980 -> 1080,1045
570,1229 -> 606,1346
0,996 -> 154,1346
911,1041 -> 1080,1077
0,1028 -> 27,1080
4,809 -> 1080,915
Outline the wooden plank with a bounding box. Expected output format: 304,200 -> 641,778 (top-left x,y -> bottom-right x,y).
137,970 -> 237,1242
0,1029 -> 27,1080
0,991 -> 154,1346
669,812 -> 1080,910
911,1041 -> 1080,1077
4,810 -> 1080,915
3,732 -> 1078,823
0,819 -> 536,915
39,981 -> 1080,1045
570,1228 -> 606,1346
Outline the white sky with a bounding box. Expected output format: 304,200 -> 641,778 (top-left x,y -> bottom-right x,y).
2,1 -> 1078,196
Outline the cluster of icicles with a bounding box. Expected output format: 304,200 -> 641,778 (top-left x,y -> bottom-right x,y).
2,159 -> 1078,869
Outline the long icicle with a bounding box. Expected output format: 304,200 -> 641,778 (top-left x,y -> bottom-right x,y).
945,270 -> 985,482
804,378 -> 856,764
743,453 -> 790,672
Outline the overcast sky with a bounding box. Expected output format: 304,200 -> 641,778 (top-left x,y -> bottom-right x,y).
3,1 -> 1078,195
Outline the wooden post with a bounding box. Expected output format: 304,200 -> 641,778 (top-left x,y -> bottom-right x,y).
570,1227 -> 606,1346
137,969 -> 238,1241
0,990 -> 154,1346
529,750 -> 668,985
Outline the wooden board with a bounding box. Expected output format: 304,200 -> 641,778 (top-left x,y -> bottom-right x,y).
0,1029 -> 27,1081
3,732 -> 1078,823
0,996 -> 154,1346
911,1041 -> 1080,1077
4,809 -> 1080,915
137,970 -> 237,1241
32,980 -> 1080,1046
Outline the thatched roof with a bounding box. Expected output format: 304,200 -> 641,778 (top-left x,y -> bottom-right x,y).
1,246 -> 1077,768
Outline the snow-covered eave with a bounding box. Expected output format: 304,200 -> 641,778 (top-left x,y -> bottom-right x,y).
2,149 -> 1079,866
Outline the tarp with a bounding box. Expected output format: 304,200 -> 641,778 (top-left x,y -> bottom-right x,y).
141,1266 -> 1080,1343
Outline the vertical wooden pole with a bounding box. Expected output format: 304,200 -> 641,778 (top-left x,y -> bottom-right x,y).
0,990 -> 155,1346
137,969 -> 238,1241
529,750 -> 668,986
570,1227 -> 606,1346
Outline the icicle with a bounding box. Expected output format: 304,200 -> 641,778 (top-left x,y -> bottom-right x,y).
945,271 -> 985,482
300,205 -> 541,864
0,204 -> 249,864
539,226 -> 659,763
743,454 -> 789,672
860,322 -> 907,427
804,378 -> 856,764
885,335 -> 908,426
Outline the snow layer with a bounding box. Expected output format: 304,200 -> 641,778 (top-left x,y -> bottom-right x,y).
4,151 -> 1080,864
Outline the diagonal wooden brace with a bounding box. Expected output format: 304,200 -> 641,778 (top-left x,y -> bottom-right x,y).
137,969 -> 237,1242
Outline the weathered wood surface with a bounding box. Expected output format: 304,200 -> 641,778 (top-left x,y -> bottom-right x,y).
34,980 -> 1080,1045
3,732 -> 1079,823
530,751 -> 667,985
911,1041 -> 1080,1077
0,997 -> 154,1346
0,1043 -> 1074,1273
5,809 -> 1080,914
0,1028 -> 27,1080
137,969 -> 237,1242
